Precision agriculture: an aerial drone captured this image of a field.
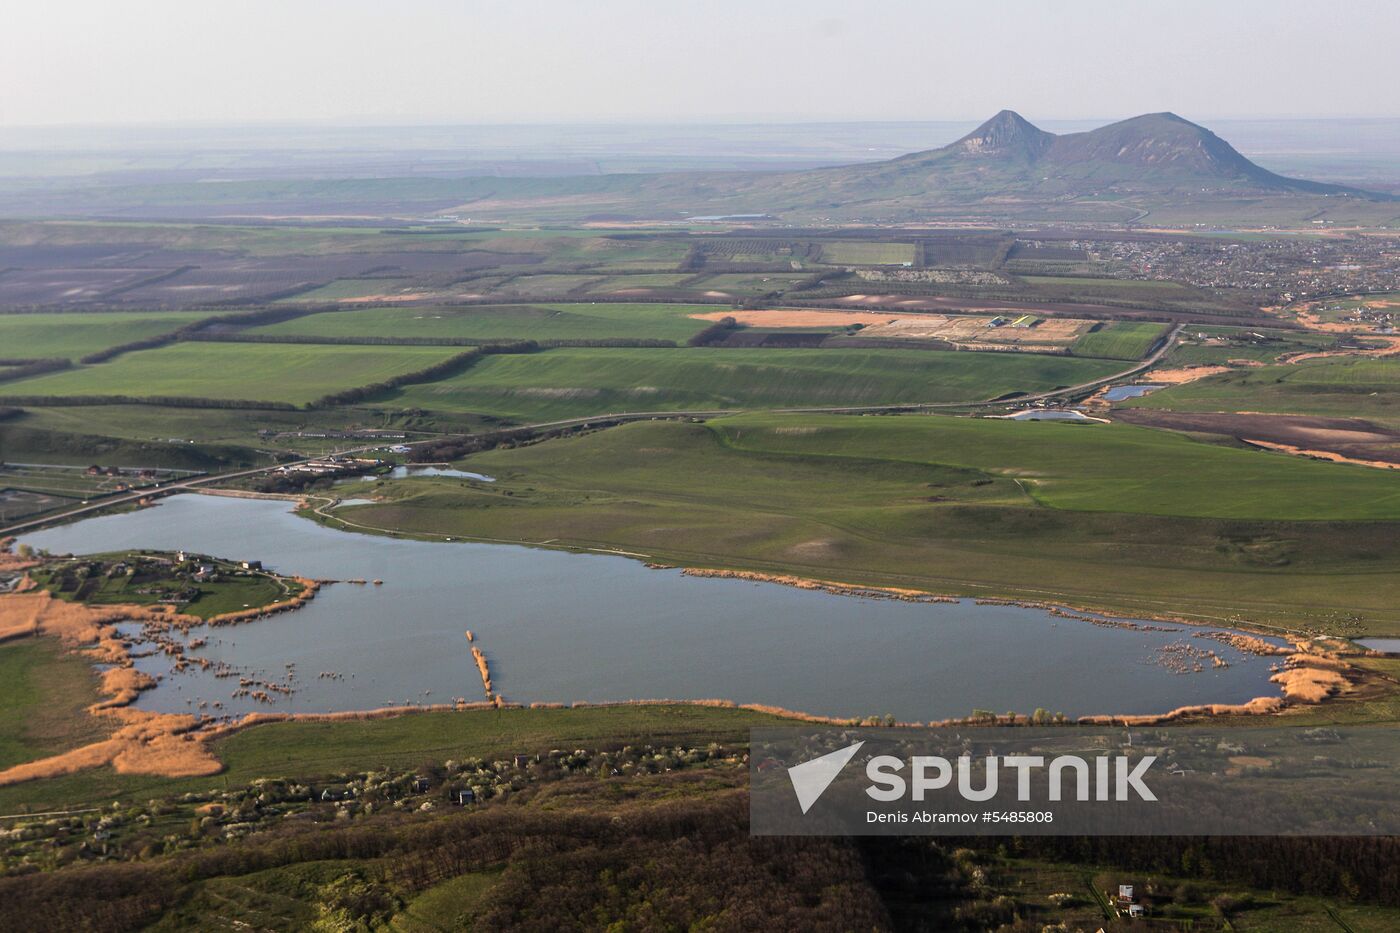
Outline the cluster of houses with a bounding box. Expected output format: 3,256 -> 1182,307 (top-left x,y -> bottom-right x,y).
174,551 -> 263,584
81,464 -> 162,491
1319,302 -> 1396,334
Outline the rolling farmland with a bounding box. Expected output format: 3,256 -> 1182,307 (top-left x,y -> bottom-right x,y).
1,342 -> 464,406
1069,321 -> 1169,359
817,241 -> 918,265
711,413 -> 1400,520
386,347 -> 1122,420
249,302 -> 715,343
0,311 -> 212,359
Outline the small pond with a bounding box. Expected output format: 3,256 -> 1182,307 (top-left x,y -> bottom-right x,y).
1102,384 -> 1166,402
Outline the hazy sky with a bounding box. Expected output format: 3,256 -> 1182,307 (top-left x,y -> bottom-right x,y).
5,0 -> 1397,127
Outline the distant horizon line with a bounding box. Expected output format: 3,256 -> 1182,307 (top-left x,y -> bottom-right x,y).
4,114 -> 1400,133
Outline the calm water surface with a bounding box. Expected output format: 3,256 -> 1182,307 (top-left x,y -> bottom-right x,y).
1006,410 -> 1092,421
20,495 -> 1284,722
1102,384 -> 1166,401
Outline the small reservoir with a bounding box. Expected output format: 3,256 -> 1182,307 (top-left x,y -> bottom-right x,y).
20,495 -> 1285,723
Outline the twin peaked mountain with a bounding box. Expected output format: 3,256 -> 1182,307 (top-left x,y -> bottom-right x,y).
921,109 -> 1346,194
816,109 -> 1368,202
431,109 -> 1387,225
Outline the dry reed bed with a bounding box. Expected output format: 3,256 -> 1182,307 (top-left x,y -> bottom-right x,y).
0,589 -> 224,785
0,564 -> 329,786
680,568 -> 957,603
1270,653 -> 1353,703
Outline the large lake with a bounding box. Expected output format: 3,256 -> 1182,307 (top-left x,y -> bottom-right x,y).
19,495 -> 1285,722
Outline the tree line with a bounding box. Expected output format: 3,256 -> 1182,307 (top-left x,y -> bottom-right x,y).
0,358 -> 72,385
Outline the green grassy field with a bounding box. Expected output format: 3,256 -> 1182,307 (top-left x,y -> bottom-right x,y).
490,274 -> 608,296
2,342 -> 462,405
387,347 -> 1122,420
587,273 -> 696,292
276,277 -> 414,302
1070,321 -> 1169,359
1131,355 -> 1400,426
389,870 -> 503,931
0,638 -> 107,771
710,413 -> 1400,519
320,415 -> 1400,632
0,421 -> 264,470
8,404 -> 492,459
687,273 -> 812,296
0,463 -> 153,500
249,302 -> 715,343
817,241 -> 916,265
0,311 -> 211,360
0,221 -> 686,264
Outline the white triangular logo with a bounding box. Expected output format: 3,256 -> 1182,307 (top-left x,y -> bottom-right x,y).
787,741 -> 864,814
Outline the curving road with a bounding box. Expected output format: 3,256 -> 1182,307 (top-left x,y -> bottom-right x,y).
1,326 -> 1178,537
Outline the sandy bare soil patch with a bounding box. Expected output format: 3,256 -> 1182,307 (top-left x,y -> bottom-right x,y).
1146,365 -> 1234,384
865,314 -> 1088,346
689,309 -> 889,327
1241,440 -> 1399,470
690,309 -> 1091,348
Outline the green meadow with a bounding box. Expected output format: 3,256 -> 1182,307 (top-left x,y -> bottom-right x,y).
275,277 -> 415,302
2,342 -> 461,405
1070,321 -> 1169,359
0,638 -> 107,771
325,414 -> 1400,632
817,241 -> 916,265
386,347 -> 1121,420
249,302 -> 716,343
709,413 -> 1400,519
0,311 -> 212,360
687,273 -> 813,295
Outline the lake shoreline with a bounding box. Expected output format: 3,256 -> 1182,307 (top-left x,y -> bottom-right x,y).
4,495 -> 1374,793
0,574 -> 1370,789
